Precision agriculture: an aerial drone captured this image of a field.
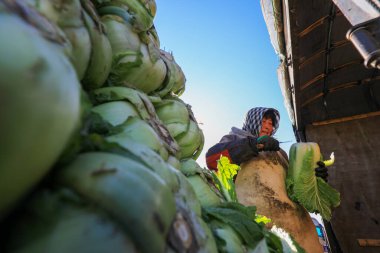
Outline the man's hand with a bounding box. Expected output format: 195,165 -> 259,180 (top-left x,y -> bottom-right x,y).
315,161 -> 328,182
257,136 -> 280,151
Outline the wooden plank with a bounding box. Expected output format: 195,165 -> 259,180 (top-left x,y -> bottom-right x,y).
298,12 -> 344,38
311,111 -> 380,126
298,40 -> 350,69
358,239 -> 380,247
298,15 -> 329,38
306,117 -> 380,253
300,73 -> 326,91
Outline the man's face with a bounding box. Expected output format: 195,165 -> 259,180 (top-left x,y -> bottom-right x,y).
259,117 -> 273,137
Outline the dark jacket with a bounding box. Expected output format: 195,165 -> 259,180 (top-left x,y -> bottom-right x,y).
205,126 -> 289,171
206,127 -> 259,171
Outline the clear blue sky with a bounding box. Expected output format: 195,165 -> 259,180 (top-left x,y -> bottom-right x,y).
154,1 -> 296,167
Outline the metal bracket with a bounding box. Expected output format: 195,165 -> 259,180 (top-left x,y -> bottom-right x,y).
285,55 -> 292,66
346,17 -> 380,69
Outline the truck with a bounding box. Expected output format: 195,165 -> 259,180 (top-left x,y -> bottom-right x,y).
261,0 -> 380,252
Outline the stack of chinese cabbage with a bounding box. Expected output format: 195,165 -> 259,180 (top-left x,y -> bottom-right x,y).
0,1 -> 304,252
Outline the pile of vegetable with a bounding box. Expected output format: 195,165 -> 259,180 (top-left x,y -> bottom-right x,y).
0,0 -> 305,252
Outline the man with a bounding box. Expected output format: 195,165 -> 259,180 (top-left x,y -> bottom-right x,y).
206,107 -> 327,253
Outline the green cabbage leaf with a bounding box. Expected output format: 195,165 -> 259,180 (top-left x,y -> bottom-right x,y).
286,144 -> 340,220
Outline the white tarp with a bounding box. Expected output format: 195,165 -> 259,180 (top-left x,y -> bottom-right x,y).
260,0 -> 285,60
261,0 -> 295,124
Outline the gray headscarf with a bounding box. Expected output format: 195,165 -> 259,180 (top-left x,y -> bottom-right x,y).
242,107 -> 280,137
